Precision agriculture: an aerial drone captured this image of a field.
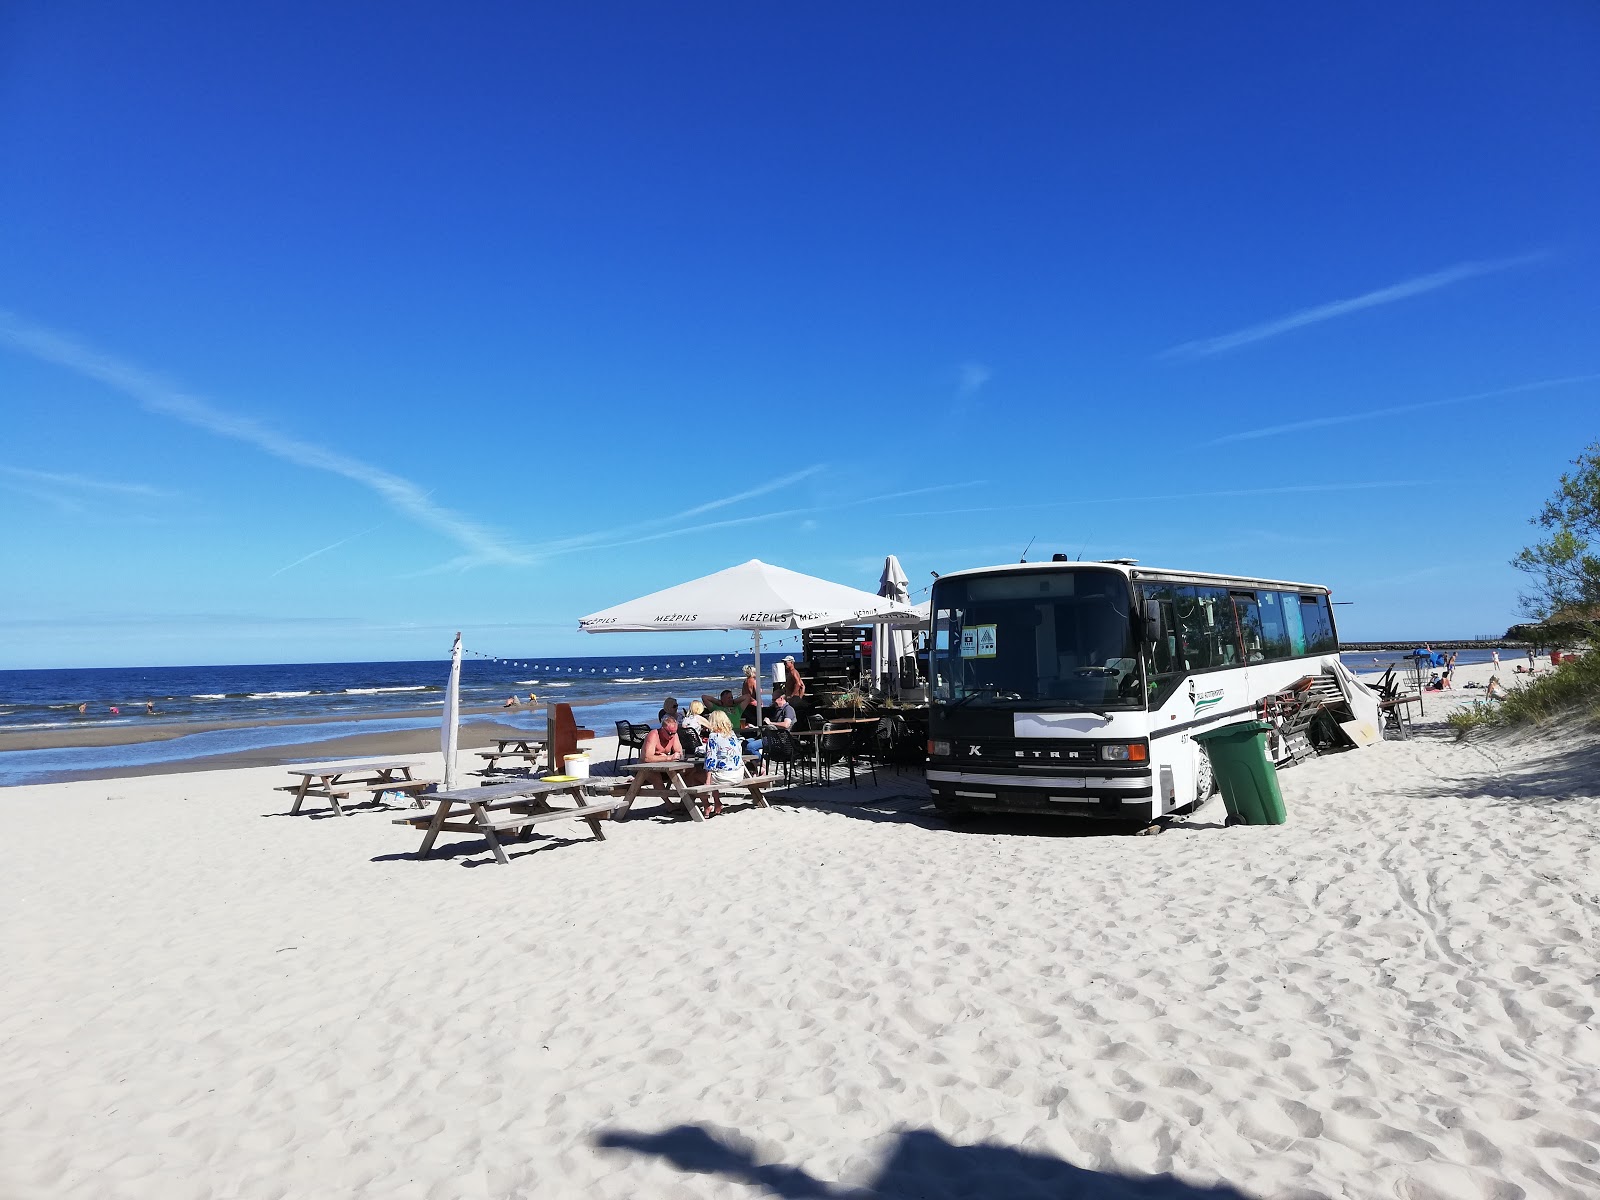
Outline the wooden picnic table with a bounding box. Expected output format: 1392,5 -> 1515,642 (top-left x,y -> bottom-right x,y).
280,758 -> 432,817
394,777 -> 626,865
615,755 -> 770,822
475,734 -> 548,774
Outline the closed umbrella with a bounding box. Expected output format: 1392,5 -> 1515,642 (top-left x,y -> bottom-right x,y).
875,555 -> 912,694
441,632 -> 461,790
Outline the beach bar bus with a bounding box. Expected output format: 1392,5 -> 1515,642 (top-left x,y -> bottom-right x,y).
926,558 -> 1367,824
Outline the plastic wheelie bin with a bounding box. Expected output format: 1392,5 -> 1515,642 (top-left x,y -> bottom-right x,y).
1194,720 -> 1286,826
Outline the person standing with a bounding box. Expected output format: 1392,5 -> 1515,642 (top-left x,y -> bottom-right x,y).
740,665 -> 761,726
782,655 -> 805,700
1491,649 -> 1500,673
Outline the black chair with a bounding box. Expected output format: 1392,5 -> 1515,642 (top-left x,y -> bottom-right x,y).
615,720 -> 650,767
816,720 -> 868,787
760,728 -> 810,785
678,724 -> 703,757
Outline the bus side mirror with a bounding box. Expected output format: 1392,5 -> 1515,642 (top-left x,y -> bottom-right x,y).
1140,599 -> 1161,642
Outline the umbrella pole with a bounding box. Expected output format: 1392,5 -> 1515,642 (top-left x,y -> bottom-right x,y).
753,629 -> 762,726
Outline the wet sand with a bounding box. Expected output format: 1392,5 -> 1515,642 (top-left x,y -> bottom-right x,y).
0,698 -> 611,783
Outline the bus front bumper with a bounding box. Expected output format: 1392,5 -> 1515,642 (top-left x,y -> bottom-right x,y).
925,768 -> 1155,819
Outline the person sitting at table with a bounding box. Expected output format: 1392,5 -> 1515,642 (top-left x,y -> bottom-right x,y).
642,715 -> 683,762
658,696 -> 680,721
698,709 -> 746,817
766,694 -> 797,730
680,699 -> 710,736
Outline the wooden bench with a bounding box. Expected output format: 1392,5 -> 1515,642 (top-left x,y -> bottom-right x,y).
397,778 -> 623,865
674,773 -> 779,815
279,762 -> 435,817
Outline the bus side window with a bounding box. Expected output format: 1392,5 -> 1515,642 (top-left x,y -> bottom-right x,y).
1300,594 -> 1337,653
1280,590 -> 1307,655
1259,591 -> 1292,661
1231,592 -> 1264,662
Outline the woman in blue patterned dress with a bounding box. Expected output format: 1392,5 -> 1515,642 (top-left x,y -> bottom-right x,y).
699,709 -> 745,817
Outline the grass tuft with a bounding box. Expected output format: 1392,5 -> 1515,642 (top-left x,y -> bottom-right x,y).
1447,649 -> 1600,736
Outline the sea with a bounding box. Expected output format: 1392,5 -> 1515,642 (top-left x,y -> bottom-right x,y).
0,649 -> 780,786
0,646 -> 1520,787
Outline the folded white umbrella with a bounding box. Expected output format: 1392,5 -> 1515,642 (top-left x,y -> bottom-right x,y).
578,559 -> 918,694
874,555 -> 913,693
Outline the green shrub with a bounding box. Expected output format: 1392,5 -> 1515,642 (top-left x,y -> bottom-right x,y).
1449,649 -> 1600,735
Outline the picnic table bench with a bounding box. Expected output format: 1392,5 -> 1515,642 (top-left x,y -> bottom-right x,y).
394,777 -> 627,865
615,757 -> 773,822
278,758 -> 433,817
475,735 -> 548,775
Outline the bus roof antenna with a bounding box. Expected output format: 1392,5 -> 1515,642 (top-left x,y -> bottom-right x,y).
1019,535 -> 1035,563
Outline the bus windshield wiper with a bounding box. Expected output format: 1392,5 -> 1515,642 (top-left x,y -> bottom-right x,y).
948,685 -> 1002,710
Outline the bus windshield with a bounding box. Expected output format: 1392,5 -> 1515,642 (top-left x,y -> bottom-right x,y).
930,568 -> 1143,710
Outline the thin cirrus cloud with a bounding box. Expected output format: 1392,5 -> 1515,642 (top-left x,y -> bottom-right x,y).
1161,251 -> 1549,359
0,464 -> 173,514
890,479 -> 1429,520
1205,374 -> 1600,446
0,311 -> 534,568
0,466 -> 171,498
571,480 -> 988,555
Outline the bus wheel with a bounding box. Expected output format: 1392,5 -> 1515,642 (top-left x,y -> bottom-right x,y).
1194,749 -> 1216,805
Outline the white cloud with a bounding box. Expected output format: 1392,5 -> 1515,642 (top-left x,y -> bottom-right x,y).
1204,374 -> 1600,446
1162,251 -> 1548,358
0,312 -> 533,567
957,361 -> 992,397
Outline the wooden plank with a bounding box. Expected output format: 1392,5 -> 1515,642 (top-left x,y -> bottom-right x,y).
480,801 -> 623,831
285,758 -> 425,777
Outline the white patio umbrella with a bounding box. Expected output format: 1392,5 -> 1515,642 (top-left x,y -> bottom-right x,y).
441,632 -> 461,790
874,555 -> 912,694
578,558 -> 917,700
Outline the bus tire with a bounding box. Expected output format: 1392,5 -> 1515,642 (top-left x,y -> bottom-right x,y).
1194,747 -> 1216,805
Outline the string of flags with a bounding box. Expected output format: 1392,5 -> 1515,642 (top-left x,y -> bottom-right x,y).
459,633 -> 808,676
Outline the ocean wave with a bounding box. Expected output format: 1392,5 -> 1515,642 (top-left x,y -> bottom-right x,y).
543,682 -> 571,687
249,691 -> 313,699
191,694 -> 229,700
610,677 -> 646,684
342,685 -> 431,695
515,680 -> 540,686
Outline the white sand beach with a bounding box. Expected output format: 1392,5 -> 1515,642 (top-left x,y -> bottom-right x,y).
2,661 -> 1596,1199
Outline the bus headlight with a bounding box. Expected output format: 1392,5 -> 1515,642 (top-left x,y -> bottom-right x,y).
1100,743 -> 1148,762
929,739 -> 951,757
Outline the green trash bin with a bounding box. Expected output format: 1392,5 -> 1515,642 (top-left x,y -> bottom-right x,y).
1194,720 -> 1286,826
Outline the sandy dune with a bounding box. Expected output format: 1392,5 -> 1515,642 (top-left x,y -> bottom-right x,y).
2,666 -> 1596,1198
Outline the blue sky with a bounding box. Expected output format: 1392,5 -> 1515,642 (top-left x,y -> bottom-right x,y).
2,2 -> 1597,668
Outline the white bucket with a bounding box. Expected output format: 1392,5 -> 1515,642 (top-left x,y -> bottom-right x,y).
563,753 -> 590,779
772,661 -> 787,684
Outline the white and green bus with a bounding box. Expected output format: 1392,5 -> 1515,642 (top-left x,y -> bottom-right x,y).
925,558 -> 1373,824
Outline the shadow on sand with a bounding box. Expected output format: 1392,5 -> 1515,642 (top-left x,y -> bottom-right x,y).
596,1123 -> 1255,1199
